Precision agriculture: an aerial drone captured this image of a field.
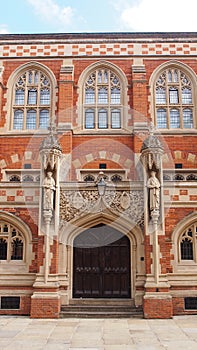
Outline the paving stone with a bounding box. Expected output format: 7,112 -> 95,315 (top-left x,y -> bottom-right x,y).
0,315 -> 197,350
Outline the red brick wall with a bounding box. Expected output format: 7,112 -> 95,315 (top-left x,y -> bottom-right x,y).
0,291 -> 31,315
144,297 -> 173,319
30,297 -> 60,318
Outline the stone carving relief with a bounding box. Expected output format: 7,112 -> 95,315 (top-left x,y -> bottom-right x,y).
60,188 -> 144,228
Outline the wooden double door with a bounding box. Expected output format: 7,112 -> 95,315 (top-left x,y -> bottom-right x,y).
73,224 -> 131,298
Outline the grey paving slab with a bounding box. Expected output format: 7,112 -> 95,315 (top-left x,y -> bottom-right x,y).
0,315 -> 197,350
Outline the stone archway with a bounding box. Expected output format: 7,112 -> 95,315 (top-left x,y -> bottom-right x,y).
73,223 -> 131,298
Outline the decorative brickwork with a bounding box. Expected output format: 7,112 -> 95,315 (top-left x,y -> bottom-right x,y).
0,32 -> 196,319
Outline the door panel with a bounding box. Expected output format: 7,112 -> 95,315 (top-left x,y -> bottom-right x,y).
73,224 -> 131,298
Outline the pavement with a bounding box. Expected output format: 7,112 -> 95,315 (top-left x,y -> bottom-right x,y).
0,315 -> 197,349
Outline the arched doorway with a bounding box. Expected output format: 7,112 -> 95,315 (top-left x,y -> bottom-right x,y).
73,224 -> 131,298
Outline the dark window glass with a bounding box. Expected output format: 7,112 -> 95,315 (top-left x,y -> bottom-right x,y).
185,297 -> 197,310
1,297 -> 20,309
11,238 -> 23,260
0,239 -> 7,260
99,163 -> 106,169
181,238 -> 193,260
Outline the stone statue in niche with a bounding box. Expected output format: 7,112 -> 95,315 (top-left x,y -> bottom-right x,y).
147,170 -> 160,212
43,171 -> 56,210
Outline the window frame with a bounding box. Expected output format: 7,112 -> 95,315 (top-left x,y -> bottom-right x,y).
0,222 -> 25,262
7,62 -> 57,133
79,63 -> 127,132
151,62 -> 197,131
0,212 -> 33,270
178,224 -> 197,263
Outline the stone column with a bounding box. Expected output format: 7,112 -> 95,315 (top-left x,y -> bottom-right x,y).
31,124 -> 62,318
140,126 -> 173,319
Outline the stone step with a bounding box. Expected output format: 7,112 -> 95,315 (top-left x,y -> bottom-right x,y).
60,304 -> 143,318
68,298 -> 134,306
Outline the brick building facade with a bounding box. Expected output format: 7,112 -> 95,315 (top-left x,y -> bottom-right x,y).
0,32 -> 197,318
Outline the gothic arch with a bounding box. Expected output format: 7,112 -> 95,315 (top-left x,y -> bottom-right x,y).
149,60 -> 197,128
78,60 -> 128,89
171,211 -> 197,271
59,210 -> 143,247
58,210 -> 145,301
76,60 -> 129,131
150,60 -> 197,88
0,210 -> 33,267
5,61 -> 57,131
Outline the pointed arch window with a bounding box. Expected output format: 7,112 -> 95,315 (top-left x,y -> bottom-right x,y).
12,69 -> 52,130
154,67 -> 195,129
84,68 -> 122,130
179,224 -> 197,262
0,222 -> 24,261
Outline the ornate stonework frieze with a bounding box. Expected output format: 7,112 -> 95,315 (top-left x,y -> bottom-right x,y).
60,188 -> 144,227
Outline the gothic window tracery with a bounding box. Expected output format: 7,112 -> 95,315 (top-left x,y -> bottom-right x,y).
155,67 -> 194,129
84,68 -> 122,130
12,69 -> 51,130
177,224 -> 197,264
0,222 -> 24,261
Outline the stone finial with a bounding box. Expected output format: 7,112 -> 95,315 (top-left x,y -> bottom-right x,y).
141,122 -> 163,152
40,121 -> 62,152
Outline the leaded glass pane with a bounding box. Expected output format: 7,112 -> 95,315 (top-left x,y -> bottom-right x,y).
28,71 -> 33,84
111,88 -> 120,104
169,88 -> 179,104
181,238 -> 193,260
182,88 -> 192,104
168,70 -> 172,82
11,238 -> 23,260
85,109 -> 94,129
34,72 -> 39,84
170,109 -> 180,128
84,68 -> 122,129
0,238 -> 7,260
39,110 -> 49,129
174,70 -> 178,82
26,110 -> 36,129
28,89 -> 37,105
98,88 -> 108,104
15,89 -> 25,105
40,89 -> 50,105
104,70 -> 108,83
156,87 -> 166,104
183,109 -> 193,128
85,88 -> 95,104
98,71 -> 102,83
111,109 -> 121,128
13,110 -> 24,130
98,109 -> 107,128
12,69 -> 52,131
157,109 -> 167,128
